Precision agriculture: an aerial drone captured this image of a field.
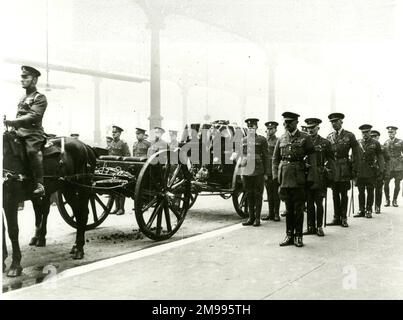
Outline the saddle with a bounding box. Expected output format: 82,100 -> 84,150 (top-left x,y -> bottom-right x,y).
42,139 -> 61,157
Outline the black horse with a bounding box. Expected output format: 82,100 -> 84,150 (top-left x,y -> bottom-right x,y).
2,130 -> 96,277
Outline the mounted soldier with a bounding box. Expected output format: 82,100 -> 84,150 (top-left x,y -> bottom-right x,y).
4,66 -> 48,196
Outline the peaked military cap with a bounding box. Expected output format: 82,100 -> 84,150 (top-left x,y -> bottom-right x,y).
21,65 -> 41,77
359,124 -> 372,132
370,130 -> 380,137
212,120 -> 229,125
328,112 -> 345,121
282,112 -> 300,121
70,133 -> 80,137
112,125 -> 124,132
265,121 -> 279,128
386,126 -> 398,131
244,118 -> 259,126
136,127 -> 146,134
304,118 -> 322,128
154,126 -> 165,134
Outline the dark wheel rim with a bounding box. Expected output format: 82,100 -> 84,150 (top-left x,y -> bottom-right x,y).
135,150 -> 191,241
57,191 -> 113,230
232,186 -> 249,218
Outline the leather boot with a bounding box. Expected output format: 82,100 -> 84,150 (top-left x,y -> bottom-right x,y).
294,236 -> 304,247
30,151 -> 45,197
316,227 -> 325,237
392,199 -> 398,207
303,226 -> 316,235
375,205 -> 381,214
274,211 -> 280,221
279,233 -> 294,246
354,209 -> 365,218
253,199 -> 262,226
341,218 -> 349,227
116,197 -> 125,215
385,199 -> 390,207
365,210 -> 372,218
280,210 -> 287,217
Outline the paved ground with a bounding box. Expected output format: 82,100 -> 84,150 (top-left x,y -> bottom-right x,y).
3,192 -> 403,299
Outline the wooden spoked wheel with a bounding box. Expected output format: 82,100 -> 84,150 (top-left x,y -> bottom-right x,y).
134,149 -> 191,241
57,191 -> 113,230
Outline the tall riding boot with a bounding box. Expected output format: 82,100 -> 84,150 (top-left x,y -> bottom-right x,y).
116,197 -> 125,215
253,196 -> 262,226
243,195 -> 255,226
29,151 -> 45,196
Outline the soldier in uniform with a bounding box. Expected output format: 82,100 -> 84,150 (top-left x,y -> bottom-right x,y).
383,126 -> 403,207
262,121 -> 281,221
303,118 -> 335,237
147,127 -> 169,157
106,135 -> 113,150
240,118 -> 270,227
132,128 -> 151,158
273,112 -> 317,247
169,130 -> 179,150
353,125 -> 384,218
109,125 -> 131,215
4,66 -> 47,196
371,130 -> 390,213
326,113 -> 360,227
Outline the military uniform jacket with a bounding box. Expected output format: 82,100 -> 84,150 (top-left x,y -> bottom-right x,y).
14,90 -> 47,137
384,138 -> 403,172
272,130 -> 317,188
240,134 -> 270,176
133,139 -> 151,157
266,135 -> 279,178
108,139 -> 131,157
381,145 -> 391,177
327,129 -> 360,182
310,134 -> 335,189
357,137 -> 384,179
147,138 -> 169,158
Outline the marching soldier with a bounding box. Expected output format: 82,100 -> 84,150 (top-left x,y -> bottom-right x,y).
169,130 -> 179,150
132,128 -> 151,158
371,130 -> 390,213
147,127 -> 169,157
240,118 -> 270,227
109,125 -> 130,215
4,66 -> 47,196
273,112 -> 317,247
353,125 -> 384,218
383,126 -> 403,207
326,113 -> 360,227
303,118 -> 335,237
262,121 -> 281,221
